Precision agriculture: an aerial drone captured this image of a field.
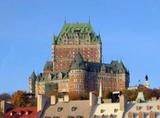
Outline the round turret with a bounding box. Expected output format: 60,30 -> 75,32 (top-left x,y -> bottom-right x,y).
68,52 -> 88,99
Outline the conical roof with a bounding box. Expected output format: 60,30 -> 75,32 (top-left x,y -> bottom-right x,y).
29,71 -> 37,80
70,52 -> 85,70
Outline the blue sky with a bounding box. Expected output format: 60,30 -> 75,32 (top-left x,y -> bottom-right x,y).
0,0 -> 160,93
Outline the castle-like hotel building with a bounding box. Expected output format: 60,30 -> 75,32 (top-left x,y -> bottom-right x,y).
29,23 -> 130,97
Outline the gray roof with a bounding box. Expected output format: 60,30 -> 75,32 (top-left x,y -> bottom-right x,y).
44,61 -> 53,71
29,71 -> 37,80
86,60 -> 128,74
43,100 -> 92,118
70,52 -> 86,70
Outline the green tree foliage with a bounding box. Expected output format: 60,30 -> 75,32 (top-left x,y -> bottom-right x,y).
11,90 -> 36,107
123,85 -> 160,101
11,91 -> 27,107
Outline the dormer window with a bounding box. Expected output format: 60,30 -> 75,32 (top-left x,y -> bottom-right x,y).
114,108 -> 118,113
93,115 -> 97,118
100,109 -> 105,113
71,106 -> 77,111
67,116 -> 74,118
76,115 -> 83,118
57,107 -> 63,112
53,116 -> 60,118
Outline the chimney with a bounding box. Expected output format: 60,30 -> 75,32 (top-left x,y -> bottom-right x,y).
97,80 -> 103,104
64,95 -> 69,102
0,100 -> 6,113
89,92 -> 97,106
119,95 -> 126,111
37,94 -> 48,112
51,96 -> 56,105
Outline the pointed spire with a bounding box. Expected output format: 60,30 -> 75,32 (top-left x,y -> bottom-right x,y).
30,71 -> 37,80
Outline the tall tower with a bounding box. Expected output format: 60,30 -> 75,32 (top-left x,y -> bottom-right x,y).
29,72 -> 37,94
52,23 -> 102,72
68,53 -> 88,99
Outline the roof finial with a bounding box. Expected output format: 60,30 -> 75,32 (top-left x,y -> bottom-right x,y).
64,16 -> 67,24
144,75 -> 150,88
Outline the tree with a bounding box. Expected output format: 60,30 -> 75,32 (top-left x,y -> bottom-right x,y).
11,90 -> 37,107
11,90 -> 27,107
0,93 -> 11,101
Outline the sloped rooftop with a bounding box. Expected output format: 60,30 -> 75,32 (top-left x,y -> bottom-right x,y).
53,23 -> 101,44
43,100 -> 92,118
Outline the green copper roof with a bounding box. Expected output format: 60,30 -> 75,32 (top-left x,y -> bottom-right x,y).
53,23 -> 101,45
70,52 -> 86,70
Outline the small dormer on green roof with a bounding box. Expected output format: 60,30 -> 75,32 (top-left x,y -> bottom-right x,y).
70,52 -> 86,70
53,23 -> 101,45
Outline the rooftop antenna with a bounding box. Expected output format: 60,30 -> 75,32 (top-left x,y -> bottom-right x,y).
97,80 -> 103,104
64,16 -> 67,24
88,16 -> 91,24
138,79 -> 141,86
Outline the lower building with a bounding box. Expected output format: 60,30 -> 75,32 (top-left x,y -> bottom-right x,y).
125,100 -> 160,118
29,53 -> 130,98
36,82 -> 160,118
0,101 -> 38,118
38,91 -> 126,118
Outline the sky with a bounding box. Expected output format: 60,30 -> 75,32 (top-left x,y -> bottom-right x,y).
0,0 -> 160,93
